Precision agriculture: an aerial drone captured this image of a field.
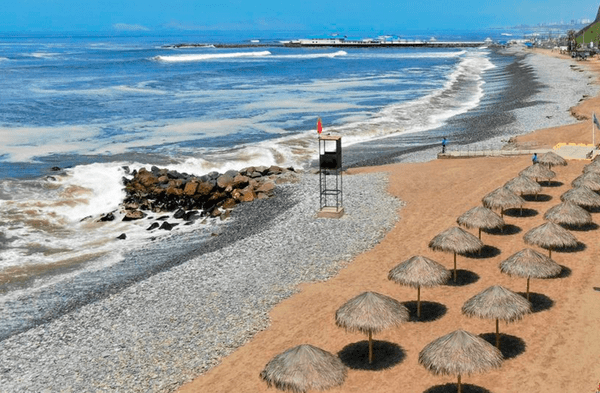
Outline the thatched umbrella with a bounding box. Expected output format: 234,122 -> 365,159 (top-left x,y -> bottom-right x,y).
560,186 -> 600,209
571,172 -> 600,191
482,187 -> 525,217
499,248 -> 562,301
260,344 -> 347,393
519,164 -> 556,183
457,206 -> 505,239
523,221 -> 578,258
388,256 -> 450,318
419,329 -> 502,393
461,285 -> 531,348
544,201 -> 592,227
429,227 -> 483,282
504,175 -> 542,198
335,292 -> 408,364
537,151 -> 567,168
583,159 -> 600,174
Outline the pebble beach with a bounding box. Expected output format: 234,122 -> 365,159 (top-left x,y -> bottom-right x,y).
2,47 -> 600,393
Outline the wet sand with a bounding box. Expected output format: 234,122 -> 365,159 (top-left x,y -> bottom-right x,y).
178,49 -> 600,393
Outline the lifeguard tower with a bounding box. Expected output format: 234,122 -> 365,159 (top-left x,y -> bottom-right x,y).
317,135 -> 344,218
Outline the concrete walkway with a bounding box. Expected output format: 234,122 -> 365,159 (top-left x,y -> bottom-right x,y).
439,143 -> 598,160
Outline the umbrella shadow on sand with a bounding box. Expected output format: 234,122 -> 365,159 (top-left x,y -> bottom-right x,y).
479,333 -> 526,359
503,208 -> 538,217
444,269 -> 479,287
542,180 -> 563,187
560,222 -> 599,231
403,301 -> 447,322
551,242 -> 586,254
517,292 -> 554,312
553,265 -> 572,278
483,224 -> 521,236
424,383 -> 491,393
338,340 -> 406,371
522,194 -> 552,202
463,245 -> 501,259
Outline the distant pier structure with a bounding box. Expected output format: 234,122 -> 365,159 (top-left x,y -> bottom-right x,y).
284,38 -> 487,48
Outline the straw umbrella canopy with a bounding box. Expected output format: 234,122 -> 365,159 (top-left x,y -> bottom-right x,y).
428,227 -> 483,282
419,329 -> 502,393
560,186 -> 600,209
519,164 -> 556,183
523,221 -> 578,258
335,292 -> 409,364
504,175 -> 542,197
461,285 -> 531,348
500,248 -> 561,301
537,151 -> 567,168
583,159 -> 600,173
482,187 -> 525,217
544,201 -> 592,227
260,344 -> 347,393
388,255 -> 450,318
571,172 -> 600,191
457,206 -> 505,239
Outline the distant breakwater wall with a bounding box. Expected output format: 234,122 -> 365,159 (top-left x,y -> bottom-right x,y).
166,42 -> 486,49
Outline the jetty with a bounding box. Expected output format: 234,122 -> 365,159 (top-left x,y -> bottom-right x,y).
283,38 -> 486,48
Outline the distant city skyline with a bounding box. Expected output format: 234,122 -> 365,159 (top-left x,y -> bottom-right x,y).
1,0 -> 600,33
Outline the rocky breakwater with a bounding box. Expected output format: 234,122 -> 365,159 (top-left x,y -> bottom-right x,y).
117,165 -> 296,225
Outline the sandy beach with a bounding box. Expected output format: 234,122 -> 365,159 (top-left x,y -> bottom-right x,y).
178,48 -> 600,393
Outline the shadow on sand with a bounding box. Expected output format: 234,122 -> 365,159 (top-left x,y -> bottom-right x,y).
503,208 -> 538,217
541,180 -> 563,188
480,333 -> 526,359
517,292 -> 554,313
483,224 -> 521,236
445,269 -> 479,287
522,194 -> 552,202
463,245 -> 501,259
560,222 -> 599,231
552,242 -> 586,254
338,340 -> 405,371
403,301 -> 447,323
424,383 -> 491,393
553,265 -> 572,279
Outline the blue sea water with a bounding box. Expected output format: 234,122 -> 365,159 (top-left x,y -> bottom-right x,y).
0,30 -> 521,307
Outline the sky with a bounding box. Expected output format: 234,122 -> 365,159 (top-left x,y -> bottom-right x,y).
1,0 -> 600,33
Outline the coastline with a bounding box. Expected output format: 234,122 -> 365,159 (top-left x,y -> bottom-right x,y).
2,47 -> 600,392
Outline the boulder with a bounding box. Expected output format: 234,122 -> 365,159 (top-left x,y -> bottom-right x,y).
183,181 -> 198,196
123,210 -> 146,221
257,193 -> 269,200
256,181 -> 276,194
173,208 -> 186,219
158,175 -> 169,184
232,174 -> 249,188
159,221 -> 178,231
117,233 -> 127,240
166,186 -> 183,196
147,222 -> 160,231
99,212 -> 115,222
216,174 -> 234,189
239,186 -> 256,202
222,198 -> 237,209
268,165 -> 284,175
196,181 -> 214,196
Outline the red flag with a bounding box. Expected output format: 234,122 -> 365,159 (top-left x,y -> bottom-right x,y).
317,117 -> 322,134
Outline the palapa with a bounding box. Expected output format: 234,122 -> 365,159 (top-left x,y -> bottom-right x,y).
260,344 -> 347,393
482,187 -> 524,217
457,206 -> 505,239
429,227 -> 483,282
544,201 -> 592,227
560,186 -> 600,208
335,292 -> 408,363
519,164 -> 556,183
504,175 -> 542,196
388,255 -> 450,318
462,285 -> 531,348
500,248 -> 562,301
419,329 -> 502,393
523,221 -> 578,258
583,160 -> 600,174
571,172 -> 600,191
537,151 -> 567,168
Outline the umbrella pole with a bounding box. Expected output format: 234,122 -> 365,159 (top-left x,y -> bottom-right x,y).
501,208 -> 504,219
527,277 -> 530,301
478,228 -> 481,239
549,247 -> 552,259
457,374 -> 462,393
368,330 -> 373,364
453,252 -> 457,282
496,318 -> 500,348
417,285 -> 421,319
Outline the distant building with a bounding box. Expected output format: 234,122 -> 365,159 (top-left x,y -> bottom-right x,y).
575,5 -> 600,46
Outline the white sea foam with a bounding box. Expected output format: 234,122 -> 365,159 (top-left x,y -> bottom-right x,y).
275,50 -> 347,59
154,51 -> 271,62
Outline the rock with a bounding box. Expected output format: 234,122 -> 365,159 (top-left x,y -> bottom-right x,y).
210,208 -> 222,218
99,213 -> 115,222
222,198 -> 237,209
232,175 -> 249,188
159,222 -> 178,231
249,171 -> 262,179
256,182 -> 276,194
268,165 -> 284,175
231,189 -> 243,201
50,166 -> 61,171
158,175 -> 169,184
173,209 -> 185,219
123,202 -> 139,210
156,215 -> 169,221
147,222 -> 160,231
166,186 -> 183,196
257,192 -> 269,200
116,233 -> 127,240
225,169 -> 239,178
255,165 -> 268,175
123,210 -> 146,221
137,169 -> 158,188
183,181 -> 198,196
196,181 -> 214,196
216,174 -> 234,189
239,187 -> 256,202
183,211 -> 199,221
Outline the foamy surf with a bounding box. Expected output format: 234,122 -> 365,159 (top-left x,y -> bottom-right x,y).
154,51 -> 271,62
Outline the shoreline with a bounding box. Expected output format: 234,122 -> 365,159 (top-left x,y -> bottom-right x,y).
2,47 -> 600,392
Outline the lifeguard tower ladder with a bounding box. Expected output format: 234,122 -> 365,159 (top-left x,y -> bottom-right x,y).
318,135 -> 344,218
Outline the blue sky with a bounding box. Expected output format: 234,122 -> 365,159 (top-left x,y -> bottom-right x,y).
2,0 -> 600,32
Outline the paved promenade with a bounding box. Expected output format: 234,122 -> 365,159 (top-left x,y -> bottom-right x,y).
439,143 -> 597,160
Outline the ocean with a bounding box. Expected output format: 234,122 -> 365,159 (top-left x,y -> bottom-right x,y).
0,30 -> 529,337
